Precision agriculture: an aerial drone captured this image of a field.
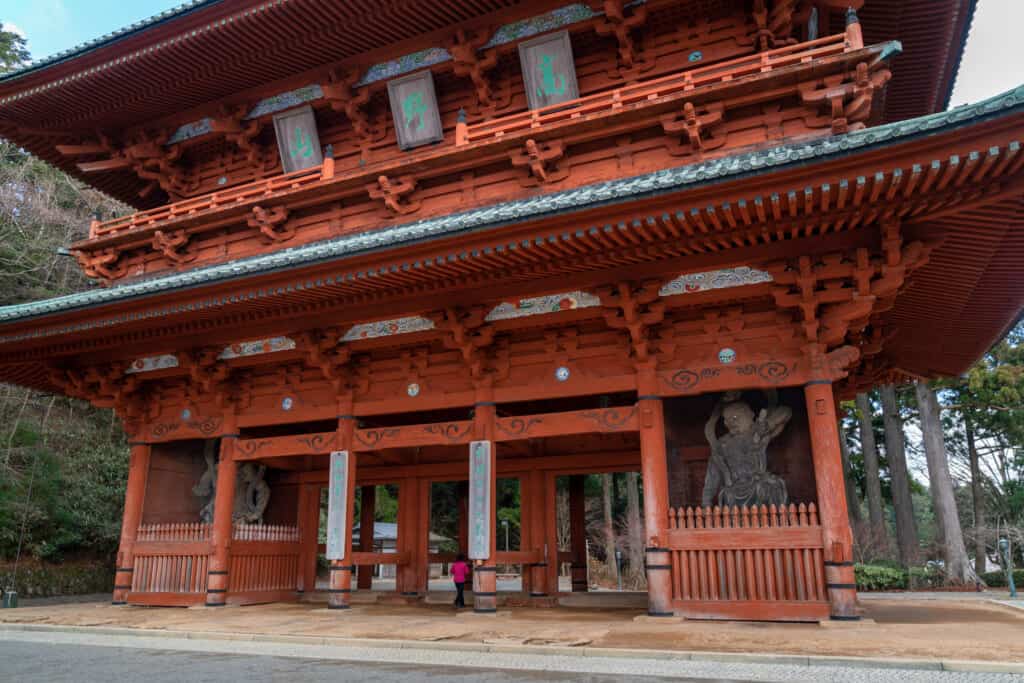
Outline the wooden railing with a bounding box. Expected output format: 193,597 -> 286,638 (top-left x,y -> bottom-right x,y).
665,503 -> 828,621
129,522 -> 301,605
130,523 -> 213,605
89,165 -> 329,239
456,33 -> 849,146
232,523 -> 300,542
137,522 -> 211,542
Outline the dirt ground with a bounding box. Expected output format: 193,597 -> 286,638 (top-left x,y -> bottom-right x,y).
2,595 -> 1023,663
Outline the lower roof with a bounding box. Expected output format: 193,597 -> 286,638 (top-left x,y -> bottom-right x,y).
0,82 -> 1022,384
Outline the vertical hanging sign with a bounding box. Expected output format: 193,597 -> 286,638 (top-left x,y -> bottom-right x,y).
468,440 -> 492,560
518,30 -> 579,110
272,105 -> 323,174
325,450 -> 350,560
387,70 -> 444,150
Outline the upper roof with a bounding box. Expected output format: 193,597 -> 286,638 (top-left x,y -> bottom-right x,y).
0,0 -> 976,208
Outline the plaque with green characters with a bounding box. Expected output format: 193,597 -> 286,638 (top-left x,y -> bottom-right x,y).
272,105 -> 323,174
518,30 -> 580,111
387,70 -> 445,150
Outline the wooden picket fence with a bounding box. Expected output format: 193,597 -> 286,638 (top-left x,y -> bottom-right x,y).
665,503 -> 829,621
128,522 -> 300,606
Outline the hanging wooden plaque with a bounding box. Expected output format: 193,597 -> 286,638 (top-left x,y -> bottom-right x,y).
468,440 -> 492,560
387,70 -> 445,150
325,450 -> 350,560
518,30 -> 580,111
272,105 -> 323,174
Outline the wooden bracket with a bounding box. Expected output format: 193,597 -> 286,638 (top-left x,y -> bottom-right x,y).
799,63 -> 891,135
660,102 -> 725,157
509,139 -> 569,185
247,205 -> 294,243
75,247 -> 126,280
597,280 -> 665,363
152,229 -> 196,265
367,175 -> 420,215
210,103 -> 264,163
429,306 -> 495,379
448,28 -> 509,114
593,0 -> 652,77
322,69 -> 386,145
297,328 -> 352,394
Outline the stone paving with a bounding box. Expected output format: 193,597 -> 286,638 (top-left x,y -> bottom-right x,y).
1,629 -> 1022,682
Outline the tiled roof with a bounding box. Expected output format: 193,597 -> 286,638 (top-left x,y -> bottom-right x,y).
0,1 -> 218,83
1,77 -> 1021,326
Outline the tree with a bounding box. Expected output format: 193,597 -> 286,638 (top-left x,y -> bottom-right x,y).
838,418 -> 864,530
855,392 -> 890,550
0,24 -> 29,74
624,472 -> 644,581
601,473 -> 617,578
880,384 -> 920,567
915,380 -> 976,584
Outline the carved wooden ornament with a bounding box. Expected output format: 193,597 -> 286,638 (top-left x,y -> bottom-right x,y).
387,70 -> 444,150
325,450 -> 351,560
518,30 -> 580,110
272,105 -> 323,173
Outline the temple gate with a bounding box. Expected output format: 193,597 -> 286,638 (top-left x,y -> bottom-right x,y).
0,0 -> 1018,623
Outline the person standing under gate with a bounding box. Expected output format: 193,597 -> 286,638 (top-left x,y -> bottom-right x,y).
451,553 -> 470,608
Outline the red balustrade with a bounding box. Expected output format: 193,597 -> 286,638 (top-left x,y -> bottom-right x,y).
665,503 -> 829,621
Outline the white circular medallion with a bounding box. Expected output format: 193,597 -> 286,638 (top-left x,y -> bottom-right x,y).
555,366 -> 570,382
281,396 -> 294,411
181,408 -> 191,421
718,348 -> 737,364
407,383 -> 421,397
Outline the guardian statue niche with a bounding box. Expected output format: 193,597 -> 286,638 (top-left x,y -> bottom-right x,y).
701,390 -> 791,508
193,447 -> 271,524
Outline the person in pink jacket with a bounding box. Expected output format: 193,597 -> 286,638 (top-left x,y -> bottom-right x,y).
450,553 -> 470,608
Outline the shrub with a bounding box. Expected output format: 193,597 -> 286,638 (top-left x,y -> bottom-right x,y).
980,569 -> 1024,588
854,563 -> 907,591
0,562 -> 114,598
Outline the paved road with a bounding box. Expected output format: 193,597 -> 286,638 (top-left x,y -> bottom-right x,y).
0,641 -> 734,683
1,631 -> 1021,683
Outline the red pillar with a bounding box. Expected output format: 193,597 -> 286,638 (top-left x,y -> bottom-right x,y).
637,365 -> 673,616
328,399 -> 357,610
544,471 -> 559,595
207,412 -> 239,607
297,483 -> 320,595
112,442 -> 151,604
357,485 -> 376,590
471,382 -> 498,613
396,476 -> 420,596
528,469 -> 549,597
569,474 -> 588,592
416,478 -> 432,594
806,380 -> 859,620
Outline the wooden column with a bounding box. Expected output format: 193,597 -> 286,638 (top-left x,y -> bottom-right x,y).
416,478 -> 432,594
297,483 -> 320,595
456,480 -> 469,554
357,485 -> 376,590
544,471 -> 560,595
637,365 -> 673,616
396,477 -> 420,596
471,382 -> 498,613
207,412 -> 239,607
112,441 -> 151,604
528,468 -> 549,597
569,474 -> 588,592
328,397 -> 357,609
518,474 -> 532,596
805,380 -> 859,620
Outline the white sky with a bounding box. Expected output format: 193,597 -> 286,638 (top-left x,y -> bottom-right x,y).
948,0 -> 1024,107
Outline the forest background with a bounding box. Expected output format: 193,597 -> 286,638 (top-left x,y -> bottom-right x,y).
0,25 -> 1020,597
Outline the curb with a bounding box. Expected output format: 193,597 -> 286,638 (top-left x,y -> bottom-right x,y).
1,622 -> 1023,675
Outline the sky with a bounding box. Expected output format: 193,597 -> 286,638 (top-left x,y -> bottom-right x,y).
0,0 -> 1021,108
